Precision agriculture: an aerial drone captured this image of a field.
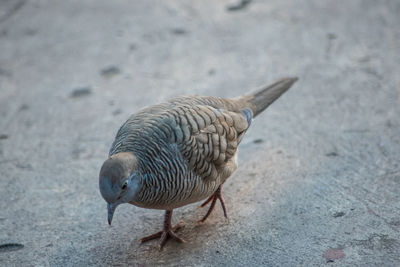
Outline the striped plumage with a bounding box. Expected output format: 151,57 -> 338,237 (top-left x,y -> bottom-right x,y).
109,96 -> 252,210
99,77 -> 298,249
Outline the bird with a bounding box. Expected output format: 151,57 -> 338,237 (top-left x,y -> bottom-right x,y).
99,77 -> 298,250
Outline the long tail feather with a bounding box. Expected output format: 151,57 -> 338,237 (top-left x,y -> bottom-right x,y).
248,77 -> 298,117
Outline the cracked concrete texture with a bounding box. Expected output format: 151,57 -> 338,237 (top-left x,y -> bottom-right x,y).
0,0 -> 400,266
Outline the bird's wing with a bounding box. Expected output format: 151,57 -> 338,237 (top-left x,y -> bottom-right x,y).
169,103 -> 252,182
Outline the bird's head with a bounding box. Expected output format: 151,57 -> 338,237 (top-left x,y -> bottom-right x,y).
99,152 -> 140,225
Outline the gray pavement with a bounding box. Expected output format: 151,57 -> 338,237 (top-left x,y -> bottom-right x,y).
1,0 -> 400,266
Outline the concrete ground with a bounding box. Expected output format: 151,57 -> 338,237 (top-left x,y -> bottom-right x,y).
1,0 -> 400,266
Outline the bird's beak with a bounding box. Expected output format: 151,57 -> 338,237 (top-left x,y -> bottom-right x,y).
107,203 -> 118,225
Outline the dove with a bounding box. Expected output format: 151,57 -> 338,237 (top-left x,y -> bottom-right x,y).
99,77 -> 298,249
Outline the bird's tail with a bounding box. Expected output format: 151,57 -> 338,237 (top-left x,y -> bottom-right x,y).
246,77 -> 298,117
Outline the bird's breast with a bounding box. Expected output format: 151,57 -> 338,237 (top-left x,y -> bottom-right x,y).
130,171 -> 221,210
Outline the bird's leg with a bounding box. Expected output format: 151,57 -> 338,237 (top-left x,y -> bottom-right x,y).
199,194 -> 215,207
139,210 -> 185,250
198,185 -> 228,222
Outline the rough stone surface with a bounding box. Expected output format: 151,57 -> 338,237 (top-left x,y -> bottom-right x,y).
1,0 -> 400,266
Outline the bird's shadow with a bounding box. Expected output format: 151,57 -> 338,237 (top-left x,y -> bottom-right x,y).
125,203 -> 230,262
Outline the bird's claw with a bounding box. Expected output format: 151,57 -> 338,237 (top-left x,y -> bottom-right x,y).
140,221 -> 185,250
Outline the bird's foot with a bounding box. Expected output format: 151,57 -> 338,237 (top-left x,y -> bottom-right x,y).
140,221 -> 184,243
198,185 -> 228,223
139,211 -> 185,250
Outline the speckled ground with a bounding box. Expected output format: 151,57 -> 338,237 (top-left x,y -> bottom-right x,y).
1,0 -> 400,266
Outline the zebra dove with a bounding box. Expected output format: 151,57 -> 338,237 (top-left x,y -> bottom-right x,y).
99,77 -> 298,249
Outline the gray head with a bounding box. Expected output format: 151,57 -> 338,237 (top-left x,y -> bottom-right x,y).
99,152 -> 140,225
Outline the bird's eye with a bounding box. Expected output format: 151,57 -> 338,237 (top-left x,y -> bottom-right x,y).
121,181 -> 128,190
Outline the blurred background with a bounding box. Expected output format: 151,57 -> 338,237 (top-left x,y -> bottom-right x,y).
0,0 -> 399,266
